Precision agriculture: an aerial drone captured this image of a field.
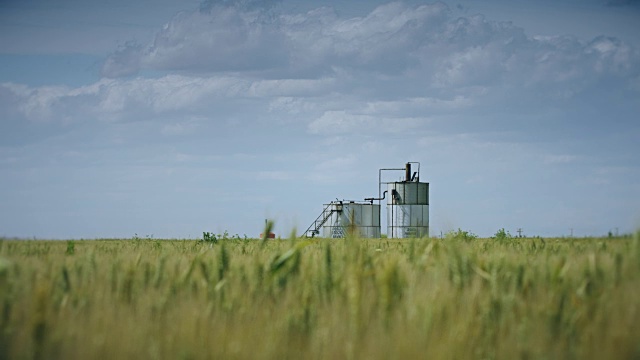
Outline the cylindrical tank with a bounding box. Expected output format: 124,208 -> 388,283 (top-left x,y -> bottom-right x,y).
387,182 -> 429,238
322,202 -> 381,238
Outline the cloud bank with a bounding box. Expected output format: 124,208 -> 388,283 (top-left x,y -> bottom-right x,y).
100,1 -> 638,87
2,2 -> 634,137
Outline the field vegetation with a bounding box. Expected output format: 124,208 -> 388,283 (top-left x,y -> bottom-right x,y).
1,229 -> 639,359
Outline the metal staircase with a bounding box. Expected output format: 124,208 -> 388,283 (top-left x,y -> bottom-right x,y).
303,201 -> 343,238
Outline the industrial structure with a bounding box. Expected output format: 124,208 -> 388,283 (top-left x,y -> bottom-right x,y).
303,162 -> 429,238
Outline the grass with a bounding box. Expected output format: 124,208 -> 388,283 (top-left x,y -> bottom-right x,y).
0,232 -> 639,359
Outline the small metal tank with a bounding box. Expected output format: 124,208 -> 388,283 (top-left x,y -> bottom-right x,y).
387,163 -> 429,238
322,201 -> 381,238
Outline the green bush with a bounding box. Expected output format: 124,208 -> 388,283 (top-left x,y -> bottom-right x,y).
445,228 -> 478,241
202,232 -> 218,243
492,228 -> 513,241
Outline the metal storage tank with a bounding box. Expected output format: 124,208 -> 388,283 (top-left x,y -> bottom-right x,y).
321,201 -> 381,238
386,163 -> 429,238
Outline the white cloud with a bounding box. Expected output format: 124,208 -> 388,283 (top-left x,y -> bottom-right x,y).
268,96 -> 317,114
2,76 -> 229,122
586,36 -> 634,73
307,110 -> 424,135
543,154 -> 577,164
308,111 -> 375,134
102,5 -> 288,77
246,78 -> 336,97
101,43 -> 143,78
161,117 -> 202,136
307,155 -> 359,184
3,74 -> 343,125
362,96 -> 474,116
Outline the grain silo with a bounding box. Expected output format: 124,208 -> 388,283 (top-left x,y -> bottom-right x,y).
320,201 -> 381,238
303,200 -> 380,238
385,163 -> 429,238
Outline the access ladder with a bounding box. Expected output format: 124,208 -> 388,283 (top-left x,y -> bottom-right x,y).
303,201 -> 343,238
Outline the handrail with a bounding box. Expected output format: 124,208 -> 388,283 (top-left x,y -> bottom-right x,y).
302,201 -> 343,237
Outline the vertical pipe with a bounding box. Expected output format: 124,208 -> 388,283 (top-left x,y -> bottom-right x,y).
389,193 -> 395,238
405,163 -> 411,182
379,169 -> 382,207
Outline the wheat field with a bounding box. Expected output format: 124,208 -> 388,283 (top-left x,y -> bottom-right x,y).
1,232 -> 639,359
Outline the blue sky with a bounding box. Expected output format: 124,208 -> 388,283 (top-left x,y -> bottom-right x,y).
1,0 -> 639,239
